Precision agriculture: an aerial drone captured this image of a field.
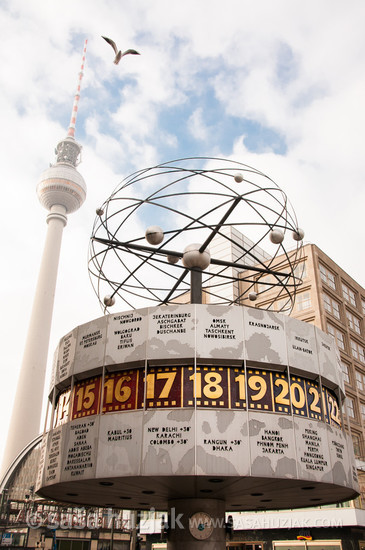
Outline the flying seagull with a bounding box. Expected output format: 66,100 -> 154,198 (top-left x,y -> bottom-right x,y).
102,36 -> 140,64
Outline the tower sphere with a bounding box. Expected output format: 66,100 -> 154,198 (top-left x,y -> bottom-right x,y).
37,163 -> 87,213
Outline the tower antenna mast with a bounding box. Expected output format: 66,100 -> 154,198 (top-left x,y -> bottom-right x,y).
67,39 -> 87,139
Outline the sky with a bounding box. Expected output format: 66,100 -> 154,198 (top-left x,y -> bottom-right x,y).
1,0 -> 365,471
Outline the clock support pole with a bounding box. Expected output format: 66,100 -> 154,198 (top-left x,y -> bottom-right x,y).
167,498 -> 226,549
191,269 -> 203,304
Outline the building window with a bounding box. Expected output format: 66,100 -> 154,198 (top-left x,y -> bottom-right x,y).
346,310 -> 361,335
274,543 -> 341,550
362,298 -> 365,315
294,261 -> 307,280
361,403 -> 365,421
230,544 -> 263,550
341,361 -> 350,383
295,291 -> 311,311
323,293 -> 340,319
347,397 -> 355,418
356,371 -> 365,392
319,263 -> 336,289
274,297 -> 291,312
342,282 -> 357,307
352,433 -> 361,456
351,339 -> 365,364
58,540 -> 90,550
327,323 -> 345,350
257,274 -> 274,293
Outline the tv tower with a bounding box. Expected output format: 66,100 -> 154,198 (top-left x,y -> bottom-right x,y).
0,40 -> 88,479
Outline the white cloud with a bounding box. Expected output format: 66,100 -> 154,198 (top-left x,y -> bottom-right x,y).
187,107 -> 210,141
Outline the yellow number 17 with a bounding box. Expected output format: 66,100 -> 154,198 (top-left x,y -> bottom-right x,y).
146,372 -> 177,399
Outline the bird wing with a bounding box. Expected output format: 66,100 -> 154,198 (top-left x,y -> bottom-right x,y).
102,36 -> 119,55
122,49 -> 140,56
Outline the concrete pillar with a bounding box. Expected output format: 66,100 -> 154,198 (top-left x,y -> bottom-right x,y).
167,498 -> 226,550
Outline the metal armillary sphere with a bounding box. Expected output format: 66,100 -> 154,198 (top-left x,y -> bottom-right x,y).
88,157 -> 304,313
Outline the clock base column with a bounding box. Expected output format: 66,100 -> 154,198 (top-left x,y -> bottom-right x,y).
167,498 -> 226,549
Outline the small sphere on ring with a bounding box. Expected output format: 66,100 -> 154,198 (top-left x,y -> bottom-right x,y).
104,295 -> 115,307
234,172 -> 243,183
182,244 -> 211,270
167,255 -> 179,265
292,228 -> 305,241
249,292 -> 257,301
145,226 -> 164,245
270,229 -> 284,244
96,208 -> 104,216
